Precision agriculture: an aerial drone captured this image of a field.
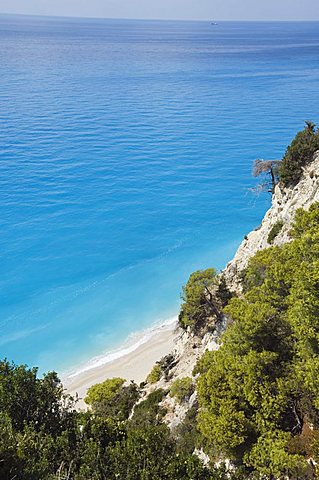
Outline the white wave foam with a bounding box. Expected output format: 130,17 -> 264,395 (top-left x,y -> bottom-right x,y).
65,315 -> 177,380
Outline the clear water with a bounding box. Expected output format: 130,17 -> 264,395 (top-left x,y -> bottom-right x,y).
1,15 -> 319,373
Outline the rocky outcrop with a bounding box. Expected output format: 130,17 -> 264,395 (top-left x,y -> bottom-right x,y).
160,390 -> 197,430
225,152 -> 319,292
142,314 -> 228,429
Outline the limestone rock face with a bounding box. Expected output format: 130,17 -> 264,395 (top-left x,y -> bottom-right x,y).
146,315 -> 228,429
225,152 -> 319,292
161,390 -> 197,430
169,314 -> 228,381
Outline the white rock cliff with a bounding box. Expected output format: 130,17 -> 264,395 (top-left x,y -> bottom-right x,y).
225,152 -> 319,291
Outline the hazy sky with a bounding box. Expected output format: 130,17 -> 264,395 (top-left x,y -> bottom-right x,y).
0,0 -> 318,21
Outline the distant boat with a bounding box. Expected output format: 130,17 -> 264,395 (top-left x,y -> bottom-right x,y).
211,22 -> 218,25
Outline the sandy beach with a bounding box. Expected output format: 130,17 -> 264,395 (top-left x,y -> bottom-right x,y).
64,322 -> 177,404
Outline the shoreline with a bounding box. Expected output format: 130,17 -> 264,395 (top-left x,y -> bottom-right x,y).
63,317 -> 178,403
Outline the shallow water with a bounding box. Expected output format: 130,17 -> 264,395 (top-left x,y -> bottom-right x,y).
1,16 -> 319,372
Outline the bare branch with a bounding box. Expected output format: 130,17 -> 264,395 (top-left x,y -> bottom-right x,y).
252,159 -> 281,194
252,159 -> 281,177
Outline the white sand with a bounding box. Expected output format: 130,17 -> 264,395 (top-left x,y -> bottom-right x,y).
63,324 -> 177,404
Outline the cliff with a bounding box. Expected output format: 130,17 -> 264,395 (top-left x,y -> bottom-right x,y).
142,151 -> 319,431
225,152 -> 319,292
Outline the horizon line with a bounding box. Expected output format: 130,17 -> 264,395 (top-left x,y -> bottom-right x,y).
1,12 -> 319,23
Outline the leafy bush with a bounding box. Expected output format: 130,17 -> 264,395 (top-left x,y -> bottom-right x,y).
147,363 -> 163,384
130,389 -> 167,427
84,377 -> 140,420
173,407 -> 202,454
0,361 -> 67,434
196,203 -> 319,476
279,121 -> 319,185
267,219 -> 284,244
85,377 -> 125,406
0,362 -> 234,479
170,377 -> 194,403
240,246 -> 284,293
290,201 -> 319,238
178,268 -> 217,330
109,423 -> 217,480
216,275 -> 233,307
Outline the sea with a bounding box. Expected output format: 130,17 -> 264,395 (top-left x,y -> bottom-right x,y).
1,15 -> 319,375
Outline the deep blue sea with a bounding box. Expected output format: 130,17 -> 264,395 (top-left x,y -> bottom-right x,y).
1,15 -> 319,374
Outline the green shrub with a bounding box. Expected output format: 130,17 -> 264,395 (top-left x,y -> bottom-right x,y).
178,268 -> 217,330
290,202 -> 319,238
216,275 -> 233,307
147,363 -> 162,384
130,389 -> 167,427
84,377 -> 139,420
0,361 -> 230,479
174,406 -> 202,454
267,220 -> 284,244
240,246 -> 283,292
279,121 -> 319,186
84,377 -> 125,406
109,423 -> 217,480
170,377 -> 194,403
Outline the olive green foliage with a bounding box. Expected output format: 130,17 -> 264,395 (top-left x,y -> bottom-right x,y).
0,361 -> 67,435
85,377 -> 125,405
130,388 -> 167,428
279,121 -> 319,185
0,361 -> 233,479
267,219 -> 284,244
290,201 -> 319,238
196,203 -> 319,477
84,377 -> 139,420
170,377 -> 194,403
179,268 -> 218,330
173,406 -> 202,454
108,424 -> 212,480
147,363 -> 163,384
216,275 -> 233,307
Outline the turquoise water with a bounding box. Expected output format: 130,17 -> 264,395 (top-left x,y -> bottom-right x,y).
1,16 -> 319,373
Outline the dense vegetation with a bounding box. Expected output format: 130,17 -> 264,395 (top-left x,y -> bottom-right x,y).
0,359 -> 238,479
84,377 -> 139,420
170,377 -> 194,403
178,268 -> 218,329
279,121 -> 319,186
178,269 -> 231,331
196,202 -> 319,478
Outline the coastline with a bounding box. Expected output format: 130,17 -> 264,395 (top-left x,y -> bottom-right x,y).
63,317 -> 178,403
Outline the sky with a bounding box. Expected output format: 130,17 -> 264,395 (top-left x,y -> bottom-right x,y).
0,0 -> 318,21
